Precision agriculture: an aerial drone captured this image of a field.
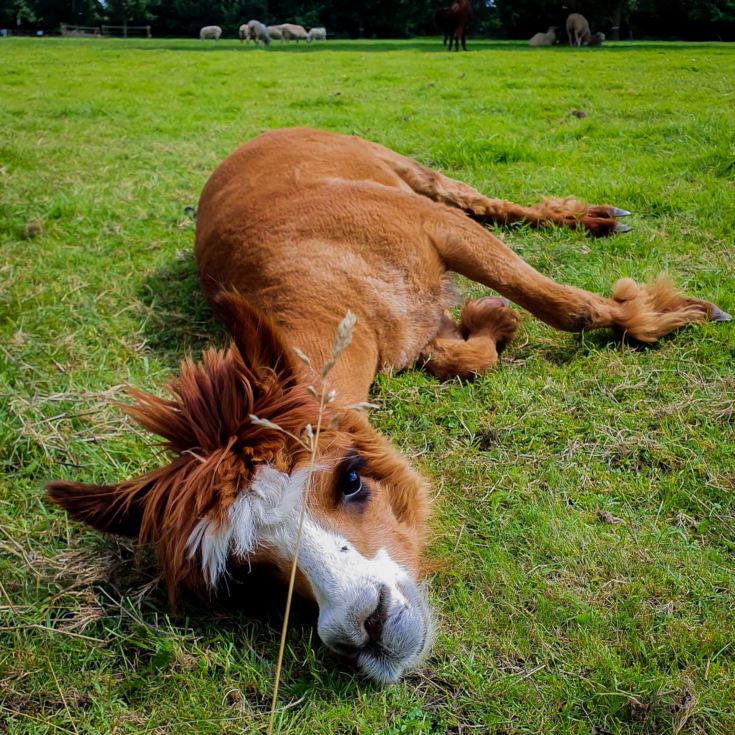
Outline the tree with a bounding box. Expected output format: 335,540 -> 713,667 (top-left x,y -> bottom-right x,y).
101,0 -> 158,29
7,0 -> 734,38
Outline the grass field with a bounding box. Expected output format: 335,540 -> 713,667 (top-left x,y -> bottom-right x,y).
1,36 -> 734,734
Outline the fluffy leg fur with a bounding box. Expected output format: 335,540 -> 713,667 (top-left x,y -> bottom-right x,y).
610,276 -> 724,342
420,298 -> 520,380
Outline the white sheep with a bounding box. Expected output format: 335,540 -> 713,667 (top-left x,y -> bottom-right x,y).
308,27 -> 327,41
566,13 -> 591,46
587,31 -> 605,47
246,19 -> 270,46
266,25 -> 284,40
280,23 -> 309,42
528,26 -> 557,46
199,25 -> 222,40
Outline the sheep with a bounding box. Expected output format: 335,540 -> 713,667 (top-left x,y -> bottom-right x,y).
238,23 -> 248,42
280,23 -> 309,42
266,25 -> 284,40
587,31 -> 605,47
308,26 -> 326,41
199,25 -> 222,40
245,19 -> 270,46
528,26 -> 557,46
566,13 -> 591,46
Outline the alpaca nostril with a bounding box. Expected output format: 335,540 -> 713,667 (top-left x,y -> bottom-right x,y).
320,585 -> 395,658
363,584 -> 389,643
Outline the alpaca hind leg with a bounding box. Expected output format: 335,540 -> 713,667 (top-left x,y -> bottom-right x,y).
427,208 -> 729,341
371,145 -> 632,236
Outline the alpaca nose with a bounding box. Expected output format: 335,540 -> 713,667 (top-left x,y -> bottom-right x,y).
328,584 -> 390,655
316,575 -> 430,681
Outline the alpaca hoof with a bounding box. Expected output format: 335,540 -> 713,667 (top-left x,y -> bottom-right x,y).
582,205 -> 633,236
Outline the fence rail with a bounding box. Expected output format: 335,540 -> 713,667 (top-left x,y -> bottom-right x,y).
101,25 -> 152,38
58,23 -> 152,38
60,24 -> 101,37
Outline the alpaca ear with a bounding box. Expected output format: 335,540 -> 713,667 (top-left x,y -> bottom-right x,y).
211,291 -> 299,384
46,478 -> 150,537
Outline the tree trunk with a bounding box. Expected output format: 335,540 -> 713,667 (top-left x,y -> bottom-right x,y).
609,0 -> 622,40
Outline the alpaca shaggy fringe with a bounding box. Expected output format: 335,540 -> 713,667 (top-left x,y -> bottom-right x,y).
612,276 -> 707,343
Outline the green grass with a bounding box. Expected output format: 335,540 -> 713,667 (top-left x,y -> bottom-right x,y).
1,36 -> 734,734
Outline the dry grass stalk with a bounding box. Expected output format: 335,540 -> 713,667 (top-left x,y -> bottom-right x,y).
262,312 -> 355,735
47,656 -> 80,735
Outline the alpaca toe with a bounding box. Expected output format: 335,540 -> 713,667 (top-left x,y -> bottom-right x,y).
707,304 -> 731,322
584,205 -> 634,236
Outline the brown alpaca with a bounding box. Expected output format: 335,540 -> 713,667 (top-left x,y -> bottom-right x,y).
437,0 -> 472,51
48,128 -> 729,683
434,6 -> 452,46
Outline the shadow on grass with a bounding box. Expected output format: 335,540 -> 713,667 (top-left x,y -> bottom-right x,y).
526,326 -> 693,367
137,250 -> 223,366
84,536 -> 367,698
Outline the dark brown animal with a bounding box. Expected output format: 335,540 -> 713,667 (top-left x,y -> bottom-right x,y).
47,128 -> 730,684
439,0 -> 472,51
434,6 -> 452,46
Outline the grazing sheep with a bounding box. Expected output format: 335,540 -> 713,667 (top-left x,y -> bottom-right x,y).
199,25 -> 222,40
238,23 -> 248,42
566,13 -> 591,46
308,26 -> 327,41
528,26 -> 557,46
280,23 -> 309,42
266,25 -> 284,40
246,19 -> 271,46
587,31 -> 605,46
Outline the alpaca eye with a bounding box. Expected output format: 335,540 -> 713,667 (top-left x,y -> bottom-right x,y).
343,469 -> 363,499
336,451 -> 367,503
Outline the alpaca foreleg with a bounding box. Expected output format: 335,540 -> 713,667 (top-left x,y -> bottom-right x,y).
420,298 -> 520,379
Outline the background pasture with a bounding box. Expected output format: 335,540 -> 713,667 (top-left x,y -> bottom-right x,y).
1,37 -> 734,734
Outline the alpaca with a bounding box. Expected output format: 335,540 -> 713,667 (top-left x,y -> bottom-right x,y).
48,128 -> 729,683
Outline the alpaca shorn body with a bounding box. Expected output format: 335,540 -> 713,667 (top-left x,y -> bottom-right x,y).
48,128 -> 729,682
